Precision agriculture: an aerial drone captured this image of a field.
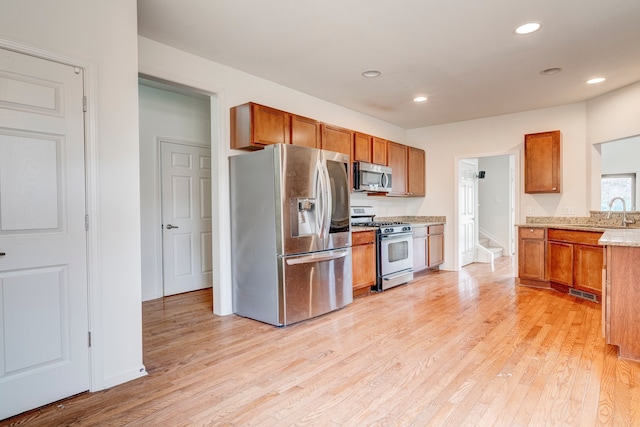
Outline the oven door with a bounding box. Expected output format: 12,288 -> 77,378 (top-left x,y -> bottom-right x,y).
379,232 -> 414,290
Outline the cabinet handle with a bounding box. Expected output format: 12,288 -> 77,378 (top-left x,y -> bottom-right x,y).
530,229 -> 534,232
552,187 -> 557,190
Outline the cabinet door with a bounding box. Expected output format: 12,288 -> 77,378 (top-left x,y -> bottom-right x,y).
407,146 -> 425,197
230,102 -> 290,149
574,244 -> 604,293
524,130 -> 560,193
413,235 -> 427,272
428,233 -> 444,267
352,242 -> 376,290
321,124 -> 353,157
353,132 -> 371,162
387,141 -> 407,195
291,114 -> 320,148
518,230 -> 546,281
252,103 -> 290,146
548,240 -> 573,286
372,137 -> 387,165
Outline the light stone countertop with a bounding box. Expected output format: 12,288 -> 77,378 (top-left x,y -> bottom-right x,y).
598,229 -> 640,247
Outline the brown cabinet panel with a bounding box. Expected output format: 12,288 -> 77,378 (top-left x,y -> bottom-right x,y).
605,245 -> 640,361
428,233 -> 444,267
518,227 -> 547,283
413,235 -> 427,272
407,147 -> 425,197
524,130 -> 560,193
574,244 -> 603,293
353,132 -> 371,163
548,241 -> 573,286
321,124 -> 353,157
291,114 -> 321,148
231,102 -> 290,150
372,137 -> 387,165
387,141 -> 407,195
352,231 -> 376,291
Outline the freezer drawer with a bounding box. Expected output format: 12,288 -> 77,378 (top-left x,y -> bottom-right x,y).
281,248 -> 353,325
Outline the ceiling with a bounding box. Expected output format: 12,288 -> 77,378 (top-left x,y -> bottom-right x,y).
137,0 -> 640,129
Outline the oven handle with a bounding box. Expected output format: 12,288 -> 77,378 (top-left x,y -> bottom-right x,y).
383,268 -> 414,281
379,232 -> 413,240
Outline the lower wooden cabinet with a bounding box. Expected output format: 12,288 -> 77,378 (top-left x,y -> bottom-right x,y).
352,230 -> 376,294
413,224 -> 444,272
603,245 -> 640,361
547,228 -> 603,296
518,227 -> 547,285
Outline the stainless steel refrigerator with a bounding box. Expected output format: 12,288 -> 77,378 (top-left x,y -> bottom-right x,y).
229,143 -> 353,326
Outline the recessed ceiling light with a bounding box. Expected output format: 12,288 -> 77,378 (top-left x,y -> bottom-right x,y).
515,22 -> 541,35
540,67 -> 562,75
413,96 -> 428,102
362,70 -> 381,78
586,77 -> 606,84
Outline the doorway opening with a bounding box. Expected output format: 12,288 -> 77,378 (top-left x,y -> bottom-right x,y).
456,153 -> 517,270
138,77 -> 214,301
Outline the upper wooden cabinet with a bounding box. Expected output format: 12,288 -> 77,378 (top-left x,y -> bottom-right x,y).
290,114 -> 321,148
353,132 -> 372,162
372,137 -> 387,165
524,130 -> 560,193
407,146 -> 425,197
231,102 -> 290,150
353,133 -> 388,166
387,141 -> 407,195
321,123 -> 353,157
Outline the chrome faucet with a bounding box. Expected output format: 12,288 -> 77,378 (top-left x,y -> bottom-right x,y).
606,197 -> 636,227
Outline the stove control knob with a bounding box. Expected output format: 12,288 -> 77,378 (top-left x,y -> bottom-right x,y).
384,228 -> 392,233
403,226 -> 411,232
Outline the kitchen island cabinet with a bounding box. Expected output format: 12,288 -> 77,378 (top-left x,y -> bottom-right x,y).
601,241 -> 640,361
351,230 -> 376,296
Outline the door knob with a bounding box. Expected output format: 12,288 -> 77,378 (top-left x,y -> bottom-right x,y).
165,224 -> 179,230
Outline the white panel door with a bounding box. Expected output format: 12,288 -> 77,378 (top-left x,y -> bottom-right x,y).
459,160 -> 478,267
0,48 -> 89,419
161,142 -> 212,296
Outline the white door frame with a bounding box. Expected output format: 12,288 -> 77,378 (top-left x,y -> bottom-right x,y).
454,150 -> 520,271
137,72 -> 231,316
0,38 -> 103,390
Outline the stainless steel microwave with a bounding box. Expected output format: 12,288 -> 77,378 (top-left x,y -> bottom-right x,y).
353,161 -> 392,193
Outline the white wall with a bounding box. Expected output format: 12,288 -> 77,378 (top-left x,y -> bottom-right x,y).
407,103 -> 588,270
137,36 -> 411,316
138,82 -> 211,301
478,155 -> 511,252
586,81 -> 640,210
0,1 -> 144,389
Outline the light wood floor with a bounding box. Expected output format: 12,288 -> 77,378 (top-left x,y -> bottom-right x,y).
4,257 -> 640,426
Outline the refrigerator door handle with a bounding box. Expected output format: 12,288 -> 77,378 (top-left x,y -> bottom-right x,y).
316,165 -> 326,241
321,162 -> 332,247
285,249 -> 349,265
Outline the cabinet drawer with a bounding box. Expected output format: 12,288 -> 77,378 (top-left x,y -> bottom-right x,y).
519,227 -> 545,240
412,225 -> 428,238
547,228 -> 602,245
352,230 -> 375,245
428,224 -> 444,235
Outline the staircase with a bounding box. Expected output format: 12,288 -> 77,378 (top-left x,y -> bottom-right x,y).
479,237 -> 504,258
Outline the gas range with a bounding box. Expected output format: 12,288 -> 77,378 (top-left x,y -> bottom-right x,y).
350,207 -> 412,235
350,206 -> 414,291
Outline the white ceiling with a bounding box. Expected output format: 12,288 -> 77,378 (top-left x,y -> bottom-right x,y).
137,0 -> 640,129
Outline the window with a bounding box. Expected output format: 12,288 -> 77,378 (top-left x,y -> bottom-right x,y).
601,173 -> 636,211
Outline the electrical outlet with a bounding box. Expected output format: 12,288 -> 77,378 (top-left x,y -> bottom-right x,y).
564,207 -> 575,215
526,207 -> 532,214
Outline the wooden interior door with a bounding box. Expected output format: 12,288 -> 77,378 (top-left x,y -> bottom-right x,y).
0,48 -> 89,419
161,141 -> 213,296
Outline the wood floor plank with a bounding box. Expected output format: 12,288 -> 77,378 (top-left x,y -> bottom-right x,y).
3,257 -> 640,426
